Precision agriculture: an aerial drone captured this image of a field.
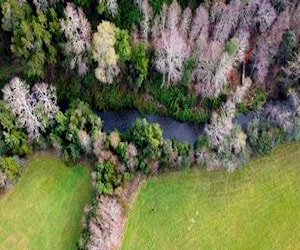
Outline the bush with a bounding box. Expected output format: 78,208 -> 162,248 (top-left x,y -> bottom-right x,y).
0,156 -> 22,190
95,161 -> 122,195
0,100 -> 31,156
131,42 -> 149,89
127,118 -> 163,171
278,30 -> 296,65
247,118 -> 283,155
50,101 -> 102,163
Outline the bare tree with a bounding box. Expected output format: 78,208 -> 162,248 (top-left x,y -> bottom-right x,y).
152,0 -> 190,86
140,0 -> 153,41
60,2 -> 92,75
2,77 -> 59,140
255,0 -> 277,33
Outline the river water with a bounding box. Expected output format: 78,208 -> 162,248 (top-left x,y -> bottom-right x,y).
98,109 -> 253,144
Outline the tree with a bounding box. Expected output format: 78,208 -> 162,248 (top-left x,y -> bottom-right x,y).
203,78 -> 251,171
33,0 -> 60,12
255,0 -> 277,33
115,28 -> 132,62
2,77 -> 59,140
98,0 -> 118,17
140,0 -> 153,41
252,37 -> 270,88
189,5 -> 209,50
1,0 -> 30,32
283,52 -> 300,81
152,0 -> 190,86
268,8 -> 291,58
278,30 -> 296,65
60,2 -> 92,75
213,0 -> 243,47
4,3 -> 59,79
92,21 -> 120,83
131,42 -> 149,88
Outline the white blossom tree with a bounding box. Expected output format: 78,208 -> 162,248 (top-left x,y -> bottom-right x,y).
283,52 -> 300,80
189,5 -> 209,50
2,77 -> 59,140
33,0 -> 60,12
140,0 -> 153,41
32,82 -> 59,127
255,0 -> 277,33
204,78 -> 251,171
213,0 -> 243,47
152,0 -> 190,86
267,8 -> 290,57
252,37 -> 270,88
98,0 -> 118,17
60,2 -> 92,75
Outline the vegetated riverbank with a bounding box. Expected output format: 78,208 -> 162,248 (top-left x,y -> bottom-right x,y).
122,141 -> 300,249
0,153 -> 91,250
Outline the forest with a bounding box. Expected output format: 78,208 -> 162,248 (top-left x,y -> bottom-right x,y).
0,0 -> 299,249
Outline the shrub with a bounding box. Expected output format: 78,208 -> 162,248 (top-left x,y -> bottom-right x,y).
131,42 -> 149,88
127,118 -> 163,171
50,101 -> 102,163
95,161 -> 122,195
0,100 -> 31,156
0,156 -> 22,190
247,118 -> 283,155
278,30 -> 296,65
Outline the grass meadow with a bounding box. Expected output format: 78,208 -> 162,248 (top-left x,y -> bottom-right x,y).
122,142 -> 300,249
0,153 -> 91,250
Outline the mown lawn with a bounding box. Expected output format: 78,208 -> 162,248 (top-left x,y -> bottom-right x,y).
122,142 -> 300,249
0,153 -> 91,250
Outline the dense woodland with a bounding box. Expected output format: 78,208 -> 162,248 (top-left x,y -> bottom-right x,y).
0,0 -> 299,249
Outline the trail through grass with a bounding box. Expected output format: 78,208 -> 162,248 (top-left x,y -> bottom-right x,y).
122,142 -> 300,249
0,153 -> 91,250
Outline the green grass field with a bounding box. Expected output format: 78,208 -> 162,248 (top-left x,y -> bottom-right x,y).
122,142 -> 300,250
0,153 -> 91,250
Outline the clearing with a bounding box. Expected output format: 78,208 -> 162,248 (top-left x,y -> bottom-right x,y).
122,142 -> 300,249
0,153 -> 91,250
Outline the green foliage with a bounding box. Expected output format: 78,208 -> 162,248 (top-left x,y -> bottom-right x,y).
202,95 -> 226,110
149,0 -> 172,15
115,28 -> 132,62
72,0 -> 91,7
247,118 -> 283,155
127,118 -> 163,170
237,87 -> 267,113
94,83 -> 133,110
115,0 -> 141,30
131,42 -> 149,88
50,101 -> 102,163
0,100 -> 31,156
8,6 -> 59,79
225,37 -> 239,56
116,141 -> 128,162
194,135 -> 208,151
95,160 -> 121,195
278,30 -> 296,65
149,81 -> 196,113
271,0 -> 287,12
1,0 -> 31,32
181,58 -> 195,86
0,156 -> 22,184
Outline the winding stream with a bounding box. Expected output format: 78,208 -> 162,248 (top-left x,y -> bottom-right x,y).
98,109 -> 254,144
98,109 -> 205,144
